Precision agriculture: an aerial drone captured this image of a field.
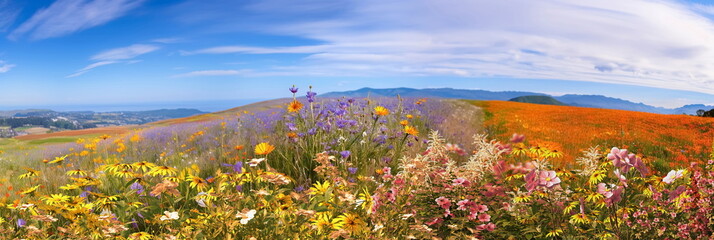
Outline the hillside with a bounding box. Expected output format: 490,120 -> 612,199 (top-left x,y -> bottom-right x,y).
509,95 -> 567,106
476,100 -> 714,167
324,87 -> 714,114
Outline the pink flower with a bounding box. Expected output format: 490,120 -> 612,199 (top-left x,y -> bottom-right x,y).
597,183 -> 624,206
478,213 -> 491,222
426,217 -> 443,226
452,178 -> 471,187
475,204 -> 488,213
538,170 -> 561,188
668,185 -> 686,200
608,147 -> 649,176
444,209 -> 454,217
510,133 -> 525,143
456,199 -> 471,211
476,223 -> 496,231
662,169 -> 685,184
524,170 -> 538,192
435,197 -> 451,209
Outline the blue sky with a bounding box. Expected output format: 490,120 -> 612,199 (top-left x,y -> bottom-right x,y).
2,0 -> 714,111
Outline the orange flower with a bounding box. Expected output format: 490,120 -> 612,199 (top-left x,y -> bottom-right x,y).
406,114 -> 414,119
399,120 -> 409,126
235,145 -> 244,151
287,100 -> 304,113
374,106 -> 389,116
404,125 -> 419,135
287,132 -> 298,138
255,142 -> 275,155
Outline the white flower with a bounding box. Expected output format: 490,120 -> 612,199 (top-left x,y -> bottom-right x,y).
236,209 -> 257,224
248,158 -> 266,167
19,204 -> 34,210
160,211 -> 179,221
662,169 -> 685,184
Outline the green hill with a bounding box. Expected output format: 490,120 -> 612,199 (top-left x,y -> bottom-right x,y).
509,95 -> 568,106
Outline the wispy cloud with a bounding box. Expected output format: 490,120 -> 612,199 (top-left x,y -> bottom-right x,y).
91,44 -> 159,61
0,60 -> 15,73
172,70 -> 245,78
185,0 -> 714,95
9,0 -> 144,40
68,44 -> 158,78
0,0 -> 20,32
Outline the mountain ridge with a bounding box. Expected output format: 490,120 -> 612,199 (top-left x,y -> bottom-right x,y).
321,87 -> 713,115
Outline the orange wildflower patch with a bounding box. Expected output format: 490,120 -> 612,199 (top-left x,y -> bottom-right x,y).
477,101 -> 714,167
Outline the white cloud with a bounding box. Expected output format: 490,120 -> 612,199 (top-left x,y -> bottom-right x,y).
188,0 -> 714,95
173,70 -> 245,78
9,0 -> 144,40
0,60 -> 15,73
91,44 -> 159,61
68,44 -> 158,78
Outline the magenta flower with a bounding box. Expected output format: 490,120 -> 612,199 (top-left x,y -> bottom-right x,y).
475,204 -> 489,213
476,223 -> 496,231
524,170 -> 538,192
662,169 -> 684,184
538,170 -> 561,188
435,196 -> 451,209
456,199 -> 472,211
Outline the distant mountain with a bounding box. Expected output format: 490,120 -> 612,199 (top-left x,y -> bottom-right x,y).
0,109 -> 54,117
510,95 -> 567,106
322,87 -> 714,115
674,104 -> 714,115
553,95 -> 671,114
320,87 -> 546,100
127,109 -> 207,118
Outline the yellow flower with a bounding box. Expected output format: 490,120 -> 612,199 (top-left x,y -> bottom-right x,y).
569,213 -> 590,225
18,168 -> 40,179
399,120 -> 409,126
130,134 -> 142,143
404,125 -> 419,135
188,176 -> 208,190
20,185 -> 40,195
310,212 -> 337,233
374,106 -> 389,116
287,100 -> 304,113
113,170 -> 135,178
309,181 -> 331,196
334,213 -> 366,233
66,169 -> 87,176
129,232 -> 153,240
48,155 -> 68,164
43,194 -> 70,205
254,142 -> 275,155
132,161 -> 156,172
148,166 -> 178,176
406,114 -> 413,119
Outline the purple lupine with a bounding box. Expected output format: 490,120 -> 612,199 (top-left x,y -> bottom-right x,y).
289,85 -> 299,93
17,218 -> 25,228
306,91 -> 317,103
340,150 -> 351,159
348,167 -> 358,174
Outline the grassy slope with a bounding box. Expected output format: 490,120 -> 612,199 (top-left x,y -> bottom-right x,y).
475,100 -> 714,169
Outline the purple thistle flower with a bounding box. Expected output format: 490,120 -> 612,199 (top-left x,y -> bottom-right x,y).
289,86 -> 299,93
348,167 -> 358,174
340,150 -> 351,159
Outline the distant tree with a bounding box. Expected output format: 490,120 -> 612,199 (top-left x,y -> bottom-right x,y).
697,109 -> 705,117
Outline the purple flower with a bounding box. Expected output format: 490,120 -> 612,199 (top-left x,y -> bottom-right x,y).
131,218 -> 139,229
306,91 -> 317,103
130,182 -> 145,195
340,150 -> 351,159
348,167 -> 358,174
17,218 -> 25,228
223,162 -> 243,173
294,185 -> 305,192
307,128 -> 317,135
289,86 -> 299,93
285,122 -> 298,131
236,185 -> 243,192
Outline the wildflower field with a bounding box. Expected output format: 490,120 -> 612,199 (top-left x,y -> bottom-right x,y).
0,87 -> 712,239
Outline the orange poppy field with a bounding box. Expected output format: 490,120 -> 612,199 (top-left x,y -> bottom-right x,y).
475,100 -> 714,170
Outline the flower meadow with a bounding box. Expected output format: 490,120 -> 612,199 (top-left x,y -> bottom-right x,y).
0,87 -> 711,239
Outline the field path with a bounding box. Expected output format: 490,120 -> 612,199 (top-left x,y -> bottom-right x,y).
435,99 -> 484,149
